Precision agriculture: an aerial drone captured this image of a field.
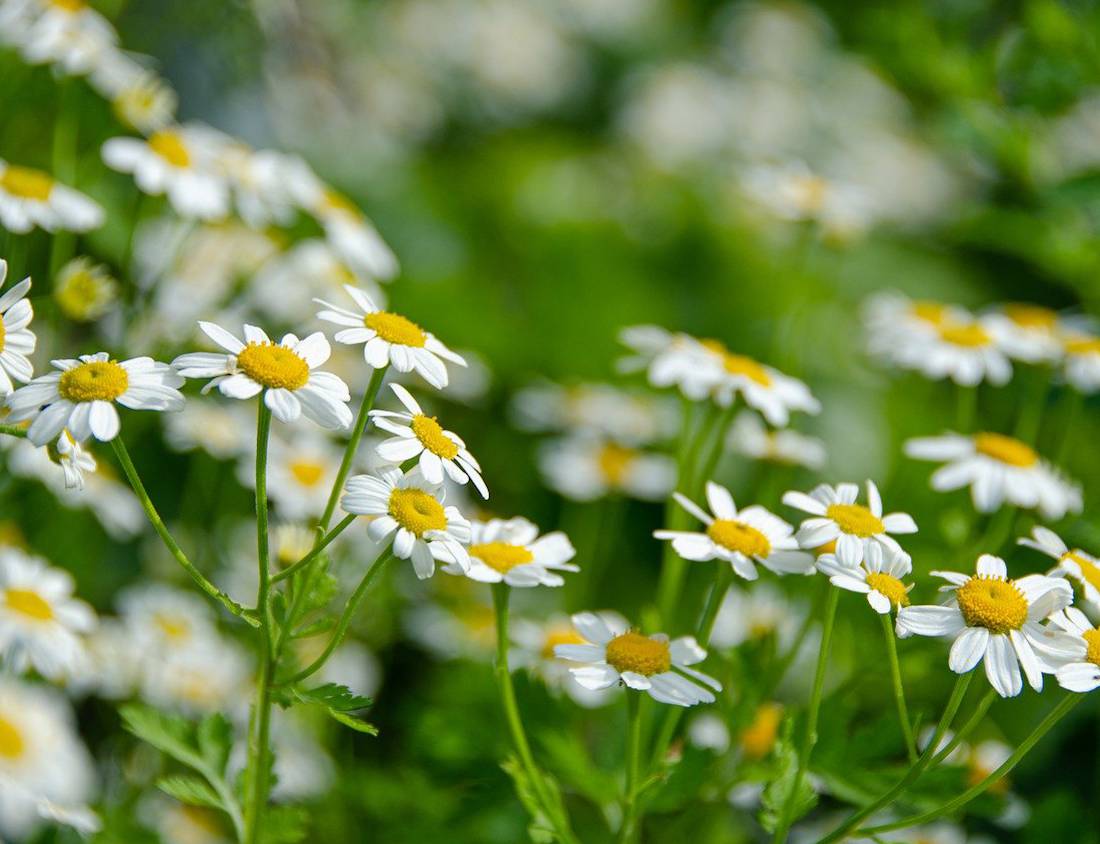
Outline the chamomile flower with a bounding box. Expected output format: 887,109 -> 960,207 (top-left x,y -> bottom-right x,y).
709,582 -> 807,650
702,340 -> 821,426
0,548 -> 95,680
0,259 -> 35,395
162,399 -> 252,459
52,430 -> 95,490
616,325 -> 719,400
782,481 -> 917,567
982,303 -> 1063,363
817,542 -> 913,614
1018,526 -> 1100,612
554,612 -> 721,706
256,433 -> 343,520
340,466 -> 471,579
314,286 -> 466,389
727,411 -> 826,469
52,257 -> 117,322
655,481 -> 813,580
172,322 -> 353,429
863,291 -> 969,358
1047,608 -> 1100,693
510,612 -> 625,707
299,183 -> 399,280
1060,329 -> 1100,393
0,160 -> 104,233
13,0 -> 116,75
892,315 -> 1012,386
6,352 -> 185,445
905,432 -> 1081,520
740,160 -> 873,240
444,516 -> 577,587
141,638 -> 251,716
88,53 -> 177,133
537,434 -> 675,501
896,555 -> 1078,697
117,584 -> 219,658
370,383 -> 488,498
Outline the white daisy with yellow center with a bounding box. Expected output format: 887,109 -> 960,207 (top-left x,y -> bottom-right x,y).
370,383 -> 488,499
510,380 -> 677,445
102,124 -> 229,220
173,322 -> 353,429
537,434 -> 676,502
140,637 -> 251,717
891,314 -> 1013,386
1061,329 -> 1100,393
700,339 -> 821,427
896,554 -> 1079,698
315,286 -> 466,389
727,411 -> 826,470
295,178 -> 399,280
0,549 -> 95,681
0,259 -> 36,396
983,303 -> 1064,363
782,480 -> 917,567
162,399 -> 253,459
6,351 -> 184,445
0,159 -> 103,234
817,542 -> 913,614
88,52 -> 177,133
259,433 -> 342,520
656,481 -> 813,580
1019,526 -> 1100,612
863,291 -> 970,362
444,516 -> 577,587
905,432 -> 1081,520
341,466 -> 471,579
554,612 -> 721,707
1048,607 -> 1100,693
52,257 -> 117,322
740,160 -> 873,239
11,0 -> 116,75
617,325 -> 723,401
709,582 -> 806,649
52,430 -> 95,490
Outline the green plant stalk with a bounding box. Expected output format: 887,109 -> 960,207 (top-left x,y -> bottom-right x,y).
272,514 -> 356,584
618,691 -> 643,844
955,384 -> 977,433
880,613 -> 917,764
0,424 -> 28,438
692,401 -> 737,498
928,689 -> 996,768
110,437 -> 254,623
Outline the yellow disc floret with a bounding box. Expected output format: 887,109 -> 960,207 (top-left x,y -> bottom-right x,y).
973,432 -> 1038,468
236,342 -> 310,391
605,631 -> 671,676
388,488 -> 446,536
0,715 -> 24,760
58,360 -> 129,403
597,443 -> 635,486
364,312 -> 427,347
1061,551 -> 1100,596
1003,303 -> 1058,330
4,588 -> 54,621
706,519 -> 771,557
411,415 -> 459,459
1082,629 -> 1100,667
1065,336 -> 1100,356
955,576 -> 1028,634
721,353 -> 772,386
910,301 -> 950,326
740,702 -> 783,760
153,612 -> 192,643
542,626 -> 586,659
470,542 -> 534,574
865,572 -> 910,607
148,129 -> 191,168
289,459 -> 326,487
939,322 -> 991,348
0,318 -> 5,352
0,165 -> 53,201
826,503 -> 884,537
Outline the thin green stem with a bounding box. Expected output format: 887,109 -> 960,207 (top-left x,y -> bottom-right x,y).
929,689 -> 996,768
0,424 -> 28,438
692,401 -> 736,498
618,691 -> 643,844
955,384 -> 977,433
880,613 -> 917,764
272,514 -> 356,584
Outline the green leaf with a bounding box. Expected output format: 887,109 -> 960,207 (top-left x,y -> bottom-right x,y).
120,704 -> 199,767
327,710 -> 380,735
302,569 -> 338,613
258,805 -> 310,844
759,735 -> 817,834
291,617 -> 335,639
197,713 -> 233,775
287,683 -> 377,734
501,757 -> 556,844
157,775 -> 223,809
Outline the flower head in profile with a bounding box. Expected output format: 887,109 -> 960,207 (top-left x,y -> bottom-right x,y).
655,481 -> 813,580
896,554 -> 1079,697
510,612 -> 626,708
817,542 -> 913,614
890,314 -> 1012,386
783,481 -> 916,567
554,612 -> 721,707
1047,608 -> 1100,693
537,434 -> 675,502
982,303 -> 1064,364
0,259 -> 35,395
1019,526 -> 1100,613
341,466 -> 471,579
727,412 -> 826,469
444,516 -> 577,587
370,383 -> 487,499
700,340 -> 820,427
50,431 -> 95,491
0,159 -> 103,234
315,286 -> 465,389
7,352 -> 184,445
172,322 -> 352,429
1061,329 -> 1100,394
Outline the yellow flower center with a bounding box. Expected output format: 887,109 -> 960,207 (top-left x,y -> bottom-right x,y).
597,443 -> 635,486
792,174 -> 828,213
955,576 -> 1028,634
58,360 -> 130,403
814,539 -> 837,556
0,318 -> 5,352
910,301 -> 950,326
973,432 -> 1038,467
411,415 -> 458,459
49,0 -> 86,10
605,631 -> 671,676
4,588 -> 54,621
865,572 -> 909,607
149,130 -> 191,168
154,613 -> 191,642
706,519 -> 771,557
1065,336 -> 1100,356
721,352 -> 772,386
322,188 -> 361,218
364,312 -> 426,347
542,626 -> 585,658
740,702 -> 782,760
1082,629 -> 1100,666
0,165 -> 53,201
938,322 -> 991,348
0,715 -> 25,760
236,342 -> 310,391
388,488 -> 446,536
55,263 -> 114,322
469,542 -> 533,574
289,459 -> 326,487
1003,303 -> 1057,330
1061,551 -> 1100,594
826,503 -> 884,537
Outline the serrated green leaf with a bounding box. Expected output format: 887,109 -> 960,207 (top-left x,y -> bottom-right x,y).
759,735 -> 817,834
327,710 -> 379,734
501,757 -> 556,844
120,704 -> 198,767
291,617 -> 335,639
197,713 -> 233,775
259,805 -> 310,844
290,683 -> 371,712
157,775 -> 223,809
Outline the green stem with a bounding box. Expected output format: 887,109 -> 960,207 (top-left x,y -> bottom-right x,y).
880,613 -> 917,764
955,384 -> 977,433
272,514 -> 356,584
0,424 -> 28,438
618,691 -> 643,844
110,438 -> 255,623
692,401 -> 736,498
928,689 -> 996,768
1013,366 -> 1048,444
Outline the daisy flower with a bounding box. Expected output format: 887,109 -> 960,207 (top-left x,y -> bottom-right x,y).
655,481 -> 813,580
1019,526 -> 1100,612
117,584 -> 219,660
616,325 -> 720,400
702,340 -> 820,427
863,291 -> 969,359
444,516 -> 577,587
6,352 -> 185,445
817,542 -> 913,614
297,181 -> 399,280
340,466 -> 471,579
537,434 -> 675,502
891,315 -> 1012,386
782,481 -> 917,567
370,383 -> 487,498
88,53 -> 177,133
905,431 -> 1081,520
740,160 -> 873,240
315,286 -> 465,389
52,257 -> 118,322
554,612 -> 721,707
51,430 -> 95,490
256,432 -> 342,520
727,411 -> 826,469
172,322 -> 352,429
982,303 -> 1064,363
0,259 -> 35,396
0,548 -> 95,680
1060,329 -> 1100,393
1047,608 -> 1100,693
11,0 -> 116,75
510,612 -> 626,707
709,582 -> 807,650
896,554 -> 1078,697
0,160 -> 103,234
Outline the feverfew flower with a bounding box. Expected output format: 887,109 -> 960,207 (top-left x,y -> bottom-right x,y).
727,411 -> 826,469
52,257 -> 117,322
982,303 -> 1064,364
616,326 -> 719,400
891,315 -> 1012,386
1047,608 -> 1100,693
655,481 -> 813,580
537,434 -> 675,501
52,431 -> 95,490
896,555 -> 1078,697
510,612 -> 625,707
702,340 -> 820,427
0,160 -> 103,234
0,259 -> 35,395
863,292 -> 969,363
11,0 -> 116,75
555,612 -> 721,706
1018,526 -> 1100,612
1060,329 -> 1100,393
817,542 -> 913,614
7,352 -> 184,445
172,322 -> 352,429
445,517 -> 577,587
258,432 -> 342,520
298,181 -> 399,280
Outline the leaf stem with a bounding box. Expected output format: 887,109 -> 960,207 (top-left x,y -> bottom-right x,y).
618,691 -> 643,844
272,514 -> 356,584
880,613 -> 917,764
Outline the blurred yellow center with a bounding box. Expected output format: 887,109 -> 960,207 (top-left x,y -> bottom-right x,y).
605,631 -> 670,676
706,519 -> 770,557
469,542 -> 533,574
0,319 -> 5,351
597,443 -> 635,485
49,0 -> 86,10
237,342 -> 309,390
364,312 -> 426,346
0,715 -> 24,759
55,265 -> 113,321
865,573 -> 909,607
542,626 -> 585,658
411,415 -> 458,459
58,360 -> 129,402
974,432 -> 1037,467
938,322 -> 991,348
1083,629 -> 1100,666
721,353 -> 772,386
740,702 -> 782,760
1065,336 -> 1100,356
910,301 -> 950,326
826,503 -> 883,537
388,488 -> 446,536
956,576 -> 1028,634
289,459 -> 325,487
814,539 -> 837,556
5,588 -> 53,621
154,613 -> 191,641
1004,303 -> 1057,330
0,165 -> 53,200
149,130 -> 190,167
1061,551 -> 1100,594
322,188 -> 360,218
